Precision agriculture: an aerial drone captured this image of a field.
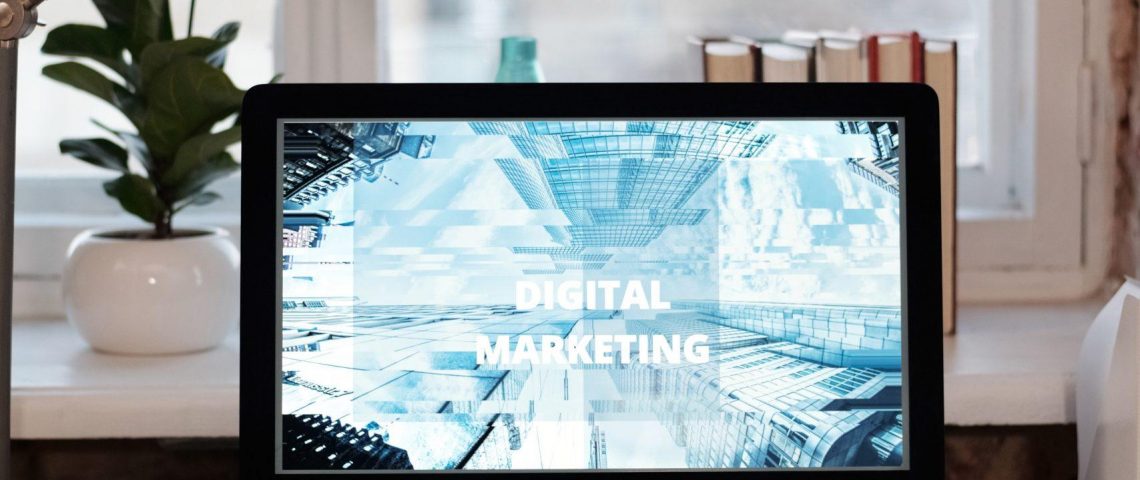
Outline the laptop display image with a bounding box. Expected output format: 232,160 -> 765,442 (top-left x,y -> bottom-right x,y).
279,118 -> 905,471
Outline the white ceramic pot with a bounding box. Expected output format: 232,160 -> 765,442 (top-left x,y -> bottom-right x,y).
62,227 -> 240,355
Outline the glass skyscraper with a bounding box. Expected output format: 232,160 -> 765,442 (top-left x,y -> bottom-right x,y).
280,119 -> 904,472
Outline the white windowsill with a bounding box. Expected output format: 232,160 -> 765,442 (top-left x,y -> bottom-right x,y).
8,301 -> 1101,439
945,301 -> 1102,426
10,320 -> 239,439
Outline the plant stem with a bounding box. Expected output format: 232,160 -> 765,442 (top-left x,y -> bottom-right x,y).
155,210 -> 174,239
187,0 -> 197,38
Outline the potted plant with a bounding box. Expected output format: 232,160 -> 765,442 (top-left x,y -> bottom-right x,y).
42,1 -> 247,354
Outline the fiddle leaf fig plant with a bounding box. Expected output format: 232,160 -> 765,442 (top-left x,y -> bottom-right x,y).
41,0 -> 245,239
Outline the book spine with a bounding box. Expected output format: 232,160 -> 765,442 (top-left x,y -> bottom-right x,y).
910,32 -> 924,82
807,47 -> 817,82
813,38 -> 826,82
867,35 -> 880,82
687,36 -> 709,83
700,40 -> 711,82
749,43 -> 764,82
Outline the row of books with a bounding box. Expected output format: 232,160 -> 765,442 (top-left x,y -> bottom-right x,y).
690,30 -> 958,334
691,31 -> 955,83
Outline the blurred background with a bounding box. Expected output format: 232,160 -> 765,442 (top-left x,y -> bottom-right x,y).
8,0 -> 1130,479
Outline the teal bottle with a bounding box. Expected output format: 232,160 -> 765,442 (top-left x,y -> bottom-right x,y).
495,36 -> 545,83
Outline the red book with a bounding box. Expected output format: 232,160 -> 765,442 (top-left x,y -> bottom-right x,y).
867,32 -> 923,82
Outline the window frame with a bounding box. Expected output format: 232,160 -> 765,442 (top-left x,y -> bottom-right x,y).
955,0 -> 1113,302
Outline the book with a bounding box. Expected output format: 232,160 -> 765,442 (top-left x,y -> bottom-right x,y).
868,32 -> 923,82
924,39 -> 958,335
816,35 -> 868,82
702,40 -> 754,82
758,42 -> 815,82
728,36 -> 815,82
685,36 -> 706,82
687,36 -> 728,82
783,30 -> 868,82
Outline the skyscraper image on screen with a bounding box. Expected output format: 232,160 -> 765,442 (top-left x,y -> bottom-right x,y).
278,119 -> 905,472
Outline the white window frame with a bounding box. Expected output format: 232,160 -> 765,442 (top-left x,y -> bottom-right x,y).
276,0 -> 379,83
956,0 -> 1114,302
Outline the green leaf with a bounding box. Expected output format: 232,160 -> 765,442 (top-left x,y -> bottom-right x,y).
41,24 -> 132,85
103,174 -> 166,224
208,22 -> 240,67
174,191 -> 221,213
92,0 -> 174,57
43,62 -> 144,127
138,57 -> 245,160
171,151 -> 239,202
43,62 -> 121,103
60,138 -> 129,172
163,125 -> 240,188
92,120 -> 155,174
135,22 -> 240,86
139,37 -> 229,86
211,22 -> 240,44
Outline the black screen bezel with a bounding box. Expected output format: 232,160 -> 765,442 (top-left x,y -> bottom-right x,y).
241,83 -> 945,480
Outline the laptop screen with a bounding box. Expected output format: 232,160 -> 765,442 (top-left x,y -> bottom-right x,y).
278,119 -> 905,473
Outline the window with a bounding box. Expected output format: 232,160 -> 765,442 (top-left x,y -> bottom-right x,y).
15,0 -> 276,172
954,0 -> 1110,302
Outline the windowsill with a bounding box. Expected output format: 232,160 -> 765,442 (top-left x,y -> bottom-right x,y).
945,300 -> 1102,426
10,320 -> 238,439
9,301 -> 1101,439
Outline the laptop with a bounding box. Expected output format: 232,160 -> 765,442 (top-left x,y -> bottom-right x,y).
241,83 -> 944,479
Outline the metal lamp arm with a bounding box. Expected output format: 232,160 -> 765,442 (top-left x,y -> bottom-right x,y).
0,0 -> 46,479
0,0 -> 43,46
